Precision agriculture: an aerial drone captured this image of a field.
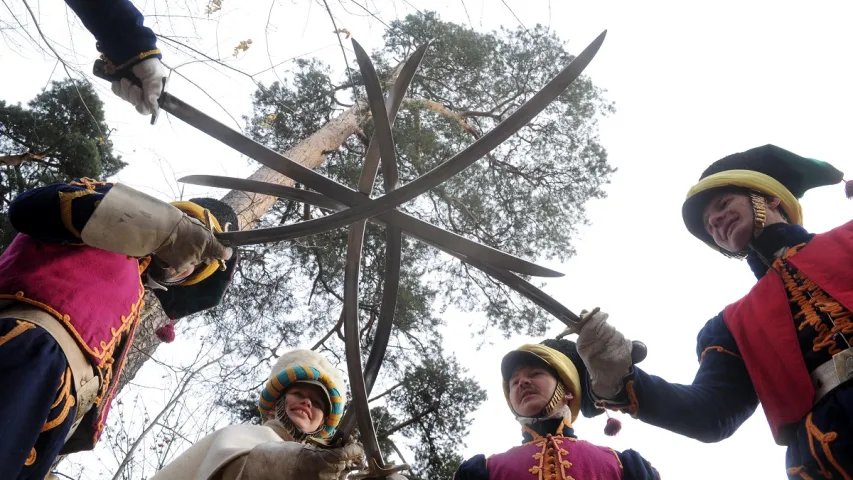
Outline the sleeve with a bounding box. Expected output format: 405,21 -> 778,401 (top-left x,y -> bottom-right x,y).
453,454 -> 489,480
8,178 -> 113,244
216,454 -> 248,480
598,314 -> 759,443
617,449 -> 660,480
64,0 -> 161,69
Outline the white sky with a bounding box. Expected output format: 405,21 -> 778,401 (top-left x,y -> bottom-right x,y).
3,0 -> 853,478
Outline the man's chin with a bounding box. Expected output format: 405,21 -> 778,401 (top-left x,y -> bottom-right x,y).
718,235 -> 751,254
516,400 -> 545,417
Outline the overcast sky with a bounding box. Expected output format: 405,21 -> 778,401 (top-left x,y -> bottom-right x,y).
3,0 -> 853,478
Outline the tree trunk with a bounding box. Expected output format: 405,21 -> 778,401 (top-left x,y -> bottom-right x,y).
223,104 -> 367,229
114,103 -> 366,395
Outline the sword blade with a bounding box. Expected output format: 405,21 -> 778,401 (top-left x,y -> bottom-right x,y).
181,175 -> 564,278
339,38 -> 409,468
334,41 -> 426,447
170,31 -> 606,274
357,42 -> 429,194
159,93 -> 359,202
198,31 -> 606,251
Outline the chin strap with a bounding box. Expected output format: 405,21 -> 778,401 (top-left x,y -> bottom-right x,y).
749,191 -> 768,239
721,190 -> 769,260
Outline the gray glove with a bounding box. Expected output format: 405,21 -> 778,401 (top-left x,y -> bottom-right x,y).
239,441 -> 364,480
152,215 -> 232,275
571,308 -> 633,400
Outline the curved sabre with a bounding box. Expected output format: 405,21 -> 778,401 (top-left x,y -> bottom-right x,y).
341,37 -> 408,474
333,41 -> 429,458
207,30 -> 607,256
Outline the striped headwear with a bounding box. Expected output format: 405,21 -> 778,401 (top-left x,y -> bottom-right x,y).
258,349 -> 345,440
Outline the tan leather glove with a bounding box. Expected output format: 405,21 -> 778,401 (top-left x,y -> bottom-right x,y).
239,441 -> 364,480
152,215 -> 232,274
573,308 -> 633,400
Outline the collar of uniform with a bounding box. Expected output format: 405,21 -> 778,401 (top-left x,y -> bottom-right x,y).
746,223 -> 814,278
521,417 -> 577,443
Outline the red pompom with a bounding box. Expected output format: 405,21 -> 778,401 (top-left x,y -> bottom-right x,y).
155,322 -> 175,343
845,179 -> 853,199
604,417 -> 622,436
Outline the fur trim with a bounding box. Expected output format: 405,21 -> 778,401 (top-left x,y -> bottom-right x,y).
268,349 -> 345,390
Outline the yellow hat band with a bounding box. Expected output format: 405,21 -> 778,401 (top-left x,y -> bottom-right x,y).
686,169 -> 803,225
684,169 -> 806,253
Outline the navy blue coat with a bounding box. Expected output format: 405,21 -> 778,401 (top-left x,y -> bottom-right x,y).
65,0 -> 160,68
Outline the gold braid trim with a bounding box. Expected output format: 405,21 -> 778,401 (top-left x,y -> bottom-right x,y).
749,191 -> 767,239
786,465 -> 816,480
700,346 -> 742,362
69,178 -> 109,190
541,381 -> 566,418
611,448 -> 623,471
0,288 -> 144,367
803,412 -> 852,480
42,367 -> 75,432
624,380 -> 640,418
596,380 -> 640,418
59,190 -> 97,239
138,256 -> 152,275
100,49 -> 162,74
0,320 -> 36,347
776,247 -> 853,356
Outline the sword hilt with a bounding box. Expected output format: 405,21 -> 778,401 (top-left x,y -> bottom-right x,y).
92,59 -> 166,126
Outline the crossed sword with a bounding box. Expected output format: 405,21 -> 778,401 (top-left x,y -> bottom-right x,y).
96,30 -> 646,479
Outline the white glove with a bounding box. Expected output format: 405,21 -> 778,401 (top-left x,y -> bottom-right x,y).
573,308 -> 633,400
239,441 -> 364,480
110,57 -> 165,115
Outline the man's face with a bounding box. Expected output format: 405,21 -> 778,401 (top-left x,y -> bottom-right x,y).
509,364 -> 558,417
283,383 -> 327,433
702,190 -> 755,253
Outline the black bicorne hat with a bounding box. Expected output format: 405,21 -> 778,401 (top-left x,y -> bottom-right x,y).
682,144 -> 845,250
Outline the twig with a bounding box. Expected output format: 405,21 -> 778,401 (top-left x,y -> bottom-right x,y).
377,402 -> 438,440
18,0 -> 103,137
388,438 -> 409,466
110,355 -> 223,480
501,0 -> 531,37
311,311 -> 345,351
368,380 -> 403,402
320,0 -> 358,103
459,0 -> 473,29
165,66 -> 243,130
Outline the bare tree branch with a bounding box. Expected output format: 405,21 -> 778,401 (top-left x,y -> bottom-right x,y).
368,380 -> 403,403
